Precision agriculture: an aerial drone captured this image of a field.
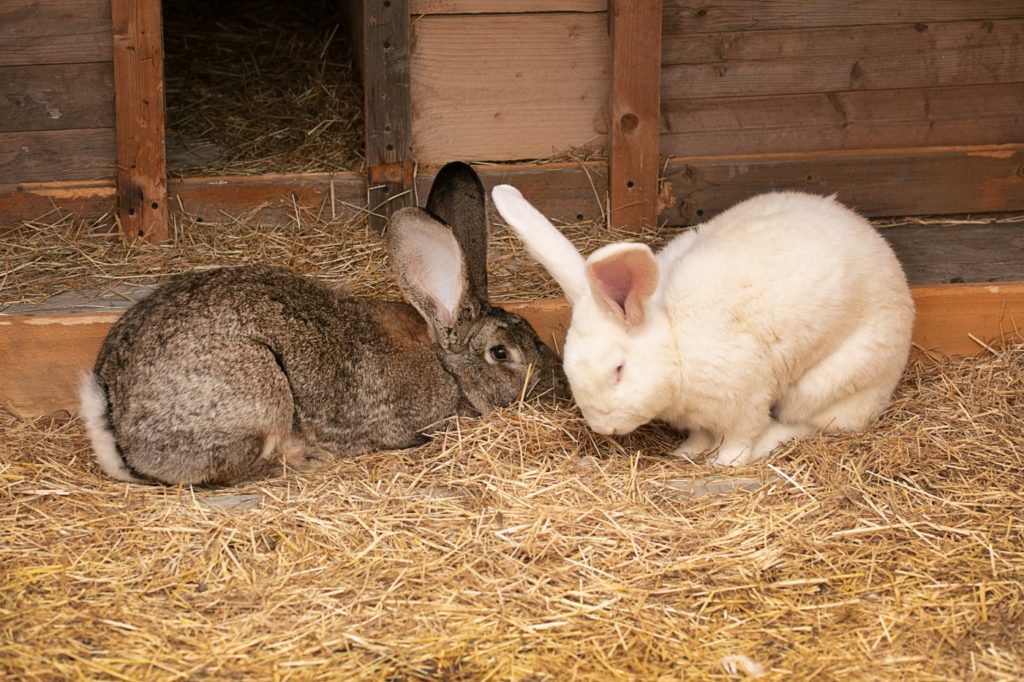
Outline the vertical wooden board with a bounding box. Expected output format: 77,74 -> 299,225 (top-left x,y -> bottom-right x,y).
410,13 -> 610,163
608,0 -> 662,230
362,0 -> 415,231
0,0 -> 112,66
0,63 -> 115,133
111,0 -> 168,243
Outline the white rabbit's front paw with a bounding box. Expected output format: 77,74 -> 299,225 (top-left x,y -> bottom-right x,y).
671,428 -> 717,458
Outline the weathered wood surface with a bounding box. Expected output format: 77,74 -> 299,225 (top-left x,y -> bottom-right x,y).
661,19 -> 1024,101
661,144 -> 1024,224
0,0 -> 112,67
662,83 -> 1024,157
882,224 -> 1024,286
362,0 -> 415,231
0,129 -> 115,184
608,0 -> 662,230
411,0 -> 605,13
4,283 -> 1024,418
663,1 -> 1024,34
112,0 -> 169,242
410,12 -> 609,163
0,63 -> 114,133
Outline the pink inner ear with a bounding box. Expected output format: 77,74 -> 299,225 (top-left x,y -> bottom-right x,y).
588,248 -> 658,327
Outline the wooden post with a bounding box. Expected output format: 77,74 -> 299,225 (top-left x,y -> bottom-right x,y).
361,0 -> 415,232
111,0 -> 169,243
608,0 -> 662,231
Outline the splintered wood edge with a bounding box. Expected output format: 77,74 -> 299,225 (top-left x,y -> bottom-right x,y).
2,283 -> 1023,418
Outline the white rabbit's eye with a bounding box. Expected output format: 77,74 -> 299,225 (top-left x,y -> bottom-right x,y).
615,364 -> 624,382
489,345 -> 510,362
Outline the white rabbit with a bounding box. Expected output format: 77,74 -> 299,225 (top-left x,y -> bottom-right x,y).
492,187 -> 915,466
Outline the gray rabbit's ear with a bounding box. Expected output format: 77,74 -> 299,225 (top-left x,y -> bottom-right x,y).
426,161 -> 488,303
387,207 -> 481,349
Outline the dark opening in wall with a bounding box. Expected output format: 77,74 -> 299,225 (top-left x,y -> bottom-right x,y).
163,0 -> 364,177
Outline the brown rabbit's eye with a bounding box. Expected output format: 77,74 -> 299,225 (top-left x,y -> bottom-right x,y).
489,345 -> 510,362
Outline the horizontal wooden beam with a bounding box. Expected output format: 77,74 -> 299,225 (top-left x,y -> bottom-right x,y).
3,283 -> 1023,418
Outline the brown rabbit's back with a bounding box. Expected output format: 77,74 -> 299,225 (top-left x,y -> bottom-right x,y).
94,265 -> 464,484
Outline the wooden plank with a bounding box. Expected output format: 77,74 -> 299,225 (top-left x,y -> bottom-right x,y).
0,129 -> 115,184
0,0 -> 112,67
661,19 -> 1024,100
660,144 -> 1024,225
663,0 -> 1024,34
608,0 -> 662,231
411,0 -> 606,13
883,223 -> 1024,286
661,83 -> 1024,157
111,0 -> 169,243
4,283 -> 1024,418
410,12 -> 609,163
362,0 -> 415,232
0,63 -> 115,134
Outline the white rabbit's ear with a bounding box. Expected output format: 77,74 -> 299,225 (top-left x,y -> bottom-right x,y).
388,207 -> 476,346
586,243 -> 659,328
491,185 -> 588,304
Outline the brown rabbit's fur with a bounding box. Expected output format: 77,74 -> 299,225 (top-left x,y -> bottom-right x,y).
80,163 -> 565,485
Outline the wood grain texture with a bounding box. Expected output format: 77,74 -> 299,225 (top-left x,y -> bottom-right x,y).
608,0 -> 662,230
0,0 -> 112,67
0,63 -> 114,133
662,19 -> 1024,100
660,144 -> 1024,225
883,224 -> 1024,286
661,83 -> 1024,157
0,129 -> 115,184
112,0 -> 169,243
362,0 -> 415,231
412,0 -> 606,13
4,283 -> 1023,417
410,12 -> 610,162
663,1 -> 1024,35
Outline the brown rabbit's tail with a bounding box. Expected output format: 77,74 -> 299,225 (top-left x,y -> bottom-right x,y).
78,373 -> 144,483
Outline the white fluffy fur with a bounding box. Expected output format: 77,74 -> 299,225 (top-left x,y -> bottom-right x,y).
494,189 -> 916,466
78,373 -> 142,482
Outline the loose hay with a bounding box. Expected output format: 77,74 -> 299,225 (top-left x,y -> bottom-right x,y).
0,207 -> 669,309
2,346 -> 1023,679
6,208 -> 1024,312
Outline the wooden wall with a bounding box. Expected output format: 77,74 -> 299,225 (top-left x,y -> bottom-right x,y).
0,0 -> 116,185
660,2 -> 1024,157
409,0 -> 610,163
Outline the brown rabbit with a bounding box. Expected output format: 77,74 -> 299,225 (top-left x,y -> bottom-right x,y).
80,162 -> 566,485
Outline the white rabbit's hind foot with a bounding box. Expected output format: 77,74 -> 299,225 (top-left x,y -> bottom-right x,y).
712,421 -> 815,467
671,427 -> 718,459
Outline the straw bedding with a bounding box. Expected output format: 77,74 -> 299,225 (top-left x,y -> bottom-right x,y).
2,342 -> 1023,679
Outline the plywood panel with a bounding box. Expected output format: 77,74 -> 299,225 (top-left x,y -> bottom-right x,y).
412,0 -> 605,13
0,0 -> 112,67
661,83 -> 1024,157
0,129 -> 115,184
4,283 -> 1024,417
660,144 -> 1024,224
663,1 -> 1024,35
662,19 -> 1024,100
410,12 -> 610,162
0,63 -> 114,133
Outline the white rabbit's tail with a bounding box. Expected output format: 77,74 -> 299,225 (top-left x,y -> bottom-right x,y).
78,373 -> 143,483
